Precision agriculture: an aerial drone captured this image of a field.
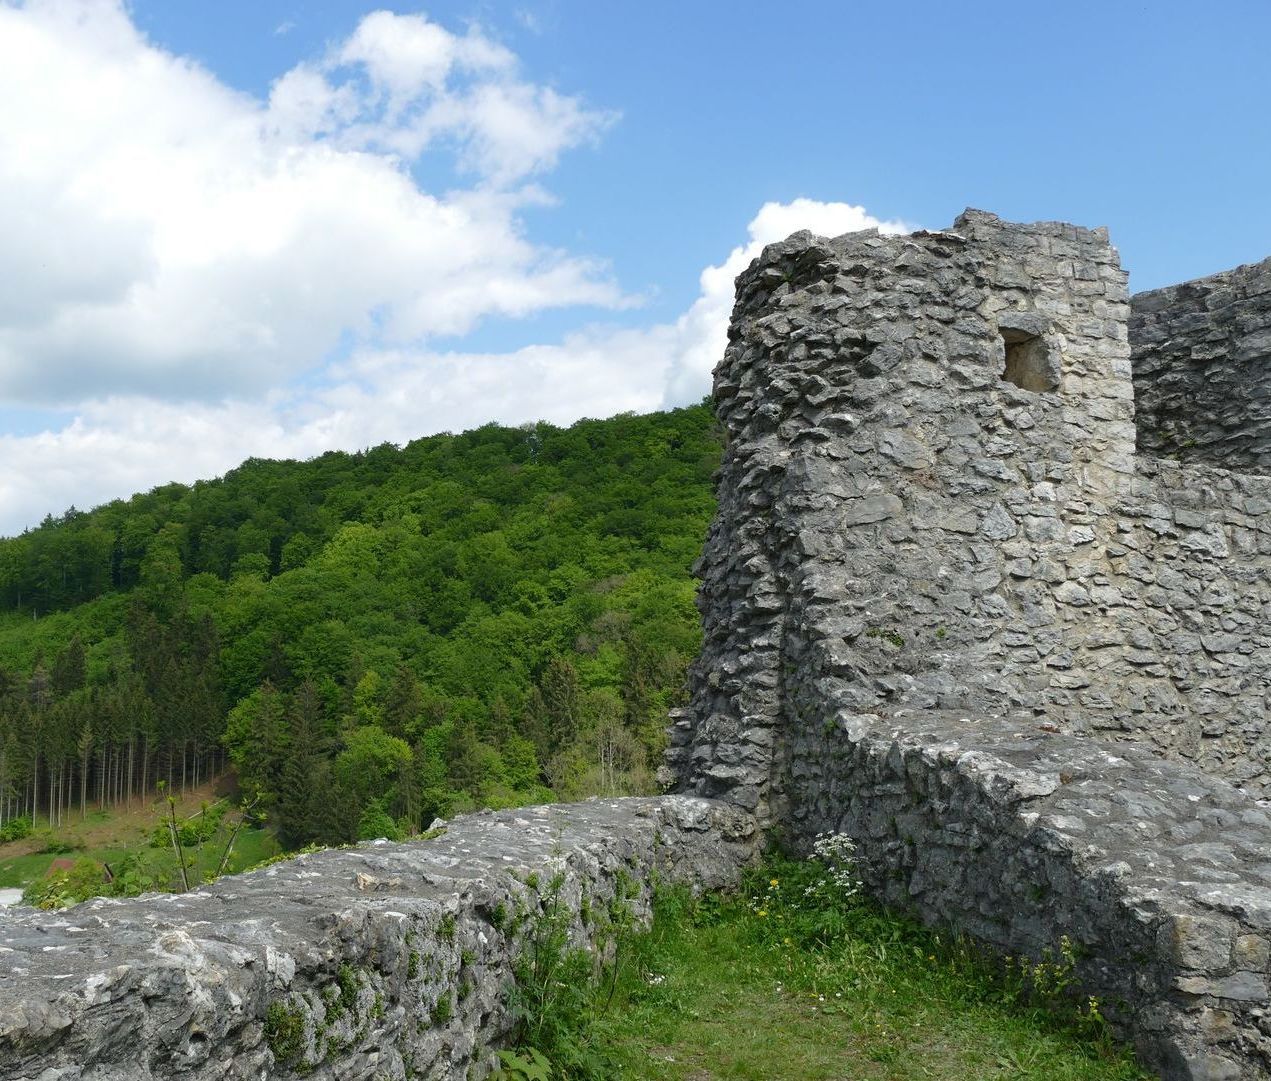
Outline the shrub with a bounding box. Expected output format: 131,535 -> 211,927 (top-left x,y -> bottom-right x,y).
499,870 -> 640,1079
355,801 -> 402,842
0,816 -> 32,842
21,858 -> 106,910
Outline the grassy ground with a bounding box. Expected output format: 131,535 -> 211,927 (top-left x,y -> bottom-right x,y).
546,857 -> 1156,1081
0,777 -> 279,891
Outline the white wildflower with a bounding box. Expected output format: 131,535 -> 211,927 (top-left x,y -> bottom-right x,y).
807,831 -> 863,901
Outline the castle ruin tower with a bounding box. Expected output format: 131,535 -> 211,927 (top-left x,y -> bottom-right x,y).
669,210 -> 1271,829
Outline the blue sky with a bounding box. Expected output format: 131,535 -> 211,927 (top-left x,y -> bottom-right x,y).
0,0 -> 1268,533
131,0 -> 1271,296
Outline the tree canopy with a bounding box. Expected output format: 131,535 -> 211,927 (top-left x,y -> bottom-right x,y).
0,404 -> 720,846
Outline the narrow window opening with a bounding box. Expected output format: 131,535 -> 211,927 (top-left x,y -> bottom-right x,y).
1001,328 -> 1058,393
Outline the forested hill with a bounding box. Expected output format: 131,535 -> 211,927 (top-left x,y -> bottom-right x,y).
0,404 -> 720,848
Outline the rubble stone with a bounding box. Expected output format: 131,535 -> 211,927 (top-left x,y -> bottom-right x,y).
1131,257 -> 1271,473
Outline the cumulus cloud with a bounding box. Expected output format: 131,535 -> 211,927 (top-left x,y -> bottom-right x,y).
0,1 -> 621,406
0,2 -> 912,535
271,11 -> 615,181
337,9 -> 514,98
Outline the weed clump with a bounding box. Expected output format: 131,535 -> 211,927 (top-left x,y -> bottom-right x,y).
495,868 -> 640,1079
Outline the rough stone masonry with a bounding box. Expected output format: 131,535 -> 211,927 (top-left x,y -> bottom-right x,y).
670,211 -> 1271,1079
1132,255 -> 1271,473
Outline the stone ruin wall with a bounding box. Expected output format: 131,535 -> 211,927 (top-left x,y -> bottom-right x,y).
670,211 -> 1271,1080
670,210 -> 1271,809
1132,256 -> 1271,473
0,798 -> 754,1080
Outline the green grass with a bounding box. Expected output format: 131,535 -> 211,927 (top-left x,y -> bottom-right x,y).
583,862 -> 1153,1081
227,826 -> 280,869
0,845 -> 136,889
0,828 -> 279,892
0,776 -> 282,897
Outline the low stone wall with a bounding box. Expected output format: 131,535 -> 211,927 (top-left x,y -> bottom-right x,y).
0,796 -> 756,1081
1131,257 -> 1271,474
786,706 -> 1271,1080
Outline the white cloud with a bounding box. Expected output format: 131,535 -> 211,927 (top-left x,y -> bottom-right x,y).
0,3 -> 912,536
0,328 -> 676,529
0,1 -> 621,406
442,82 -> 614,183
273,11 -> 616,180
0,195 -> 909,534
337,10 -> 514,100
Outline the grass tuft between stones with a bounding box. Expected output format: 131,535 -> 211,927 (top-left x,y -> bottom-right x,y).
264,1001 -> 306,1067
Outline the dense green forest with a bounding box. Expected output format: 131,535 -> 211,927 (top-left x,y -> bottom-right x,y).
0,404 -> 719,848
